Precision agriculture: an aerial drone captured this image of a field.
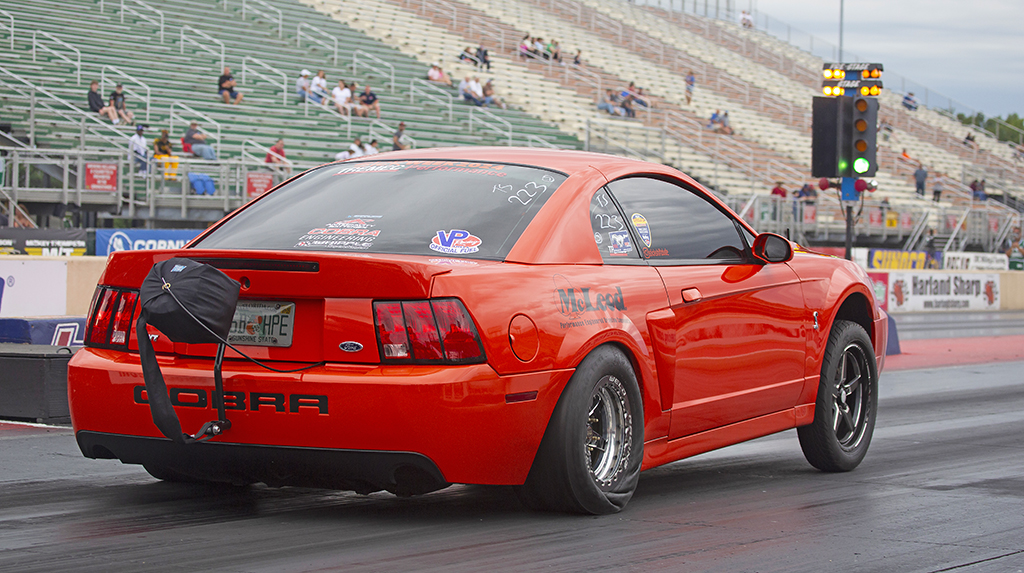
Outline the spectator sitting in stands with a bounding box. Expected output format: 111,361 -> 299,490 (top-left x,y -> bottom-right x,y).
334,136 -> 365,161
771,182 -> 787,198
534,37 -> 548,59
620,93 -> 636,118
393,121 -> 410,151
87,80 -> 119,124
311,70 -> 330,106
218,66 -> 243,105
901,148 -> 913,161
720,111 -> 734,135
153,128 -> 178,180
427,63 -> 453,87
358,84 -> 381,119
519,35 -> 533,59
482,79 -> 506,109
331,80 -> 356,116
476,45 -> 491,71
963,132 -> 977,149
685,71 -> 696,105
597,89 -> 624,116
708,109 -> 721,129
363,139 -> 380,155
902,92 -> 918,111
573,49 -> 582,66
633,87 -> 650,108
295,69 -> 322,104
129,125 -> 148,177
183,121 -> 217,160
265,138 -> 290,176
459,76 -> 484,106
796,182 -> 817,202
109,83 -> 134,125
546,39 -> 561,62
459,47 -> 476,64
740,10 -> 754,29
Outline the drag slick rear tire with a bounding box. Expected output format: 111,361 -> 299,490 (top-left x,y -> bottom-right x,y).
516,345 -> 644,514
798,319 -> 878,472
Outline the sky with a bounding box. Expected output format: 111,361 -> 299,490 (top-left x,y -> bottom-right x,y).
751,0 -> 1023,118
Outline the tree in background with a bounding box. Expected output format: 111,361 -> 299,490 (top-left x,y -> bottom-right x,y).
957,111 -> 1024,145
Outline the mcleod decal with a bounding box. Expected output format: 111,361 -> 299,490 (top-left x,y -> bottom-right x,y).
430,230 -> 481,255
631,213 -> 652,248
552,275 -> 626,324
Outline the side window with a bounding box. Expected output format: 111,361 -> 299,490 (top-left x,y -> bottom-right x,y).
590,188 -> 640,261
605,176 -> 747,262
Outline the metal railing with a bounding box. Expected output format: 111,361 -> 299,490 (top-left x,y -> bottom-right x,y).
301,91 -> 353,138
369,120 -> 417,149
469,107 -> 513,146
99,65 -> 152,123
241,139 -> 294,168
527,134 -> 559,148
242,0 -> 283,38
351,50 -> 396,94
31,30 -> 81,85
1,146 -> 128,219
297,22 -> 338,65
120,0 -> 164,43
0,9 -> 13,51
0,65 -> 129,151
242,55 -> 288,106
468,16 -> 505,54
168,101 -> 222,155
180,25 -> 225,71
409,79 -> 453,121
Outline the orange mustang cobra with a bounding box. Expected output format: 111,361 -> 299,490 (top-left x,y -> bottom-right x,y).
69,148 -> 887,514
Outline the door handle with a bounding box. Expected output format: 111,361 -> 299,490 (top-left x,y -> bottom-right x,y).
681,287 -> 702,303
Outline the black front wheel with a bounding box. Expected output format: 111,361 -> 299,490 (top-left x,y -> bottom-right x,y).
515,345 -> 644,514
798,319 -> 878,472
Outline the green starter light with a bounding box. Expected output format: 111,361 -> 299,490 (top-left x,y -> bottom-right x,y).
853,158 -> 870,173
838,159 -> 849,172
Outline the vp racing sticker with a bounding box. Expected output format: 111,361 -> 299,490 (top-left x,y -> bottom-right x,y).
631,213 -> 652,248
430,230 -> 481,255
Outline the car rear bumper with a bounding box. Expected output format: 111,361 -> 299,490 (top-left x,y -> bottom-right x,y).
69,348 -> 575,487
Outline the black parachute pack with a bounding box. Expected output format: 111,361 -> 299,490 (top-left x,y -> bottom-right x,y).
136,258 -> 240,444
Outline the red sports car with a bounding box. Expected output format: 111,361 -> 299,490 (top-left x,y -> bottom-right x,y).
69,148 -> 886,514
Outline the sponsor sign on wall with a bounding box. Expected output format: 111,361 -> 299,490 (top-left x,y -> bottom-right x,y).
85,162 -> 118,191
866,248 -> 941,270
95,229 -> 202,256
0,229 -> 88,256
0,259 -> 68,317
888,271 -> 1000,312
941,252 -> 1009,271
866,272 -> 889,313
246,171 -> 275,198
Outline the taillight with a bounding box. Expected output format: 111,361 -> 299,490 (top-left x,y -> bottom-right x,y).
372,298 -> 485,364
85,287 -> 139,349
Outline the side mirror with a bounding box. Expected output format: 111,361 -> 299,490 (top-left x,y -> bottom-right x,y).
752,233 -> 793,263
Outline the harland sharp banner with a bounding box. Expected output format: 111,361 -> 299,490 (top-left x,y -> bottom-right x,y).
888,271 -> 1000,312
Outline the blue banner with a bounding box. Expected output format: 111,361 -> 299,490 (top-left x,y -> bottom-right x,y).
95,229 -> 202,256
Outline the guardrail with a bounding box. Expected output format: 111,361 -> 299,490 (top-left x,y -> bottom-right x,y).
0,9 -> 13,51
100,65 -> 152,123
468,107 -> 512,146
168,101 -> 222,155
409,79 -> 453,121
242,55 -> 288,106
31,30 -> 81,85
297,22 -> 338,65
352,50 -> 396,94
242,0 -> 283,38
180,25 -> 225,71
120,0 -> 164,43
369,120 -> 417,149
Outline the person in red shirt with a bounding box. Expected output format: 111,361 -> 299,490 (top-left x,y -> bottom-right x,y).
265,138 -> 291,178
771,182 -> 787,198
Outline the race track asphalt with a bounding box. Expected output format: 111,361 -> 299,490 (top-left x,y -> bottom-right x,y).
1,324 -> 1023,572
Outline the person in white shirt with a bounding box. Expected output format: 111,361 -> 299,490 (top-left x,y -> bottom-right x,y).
363,139 -> 380,155
311,70 -> 329,106
468,76 -> 484,102
331,80 -> 353,116
128,125 -> 148,176
334,137 -> 367,161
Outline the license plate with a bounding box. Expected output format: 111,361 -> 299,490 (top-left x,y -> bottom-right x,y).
228,301 -> 295,347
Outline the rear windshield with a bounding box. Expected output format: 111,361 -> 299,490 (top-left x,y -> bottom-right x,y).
195,160 -> 567,260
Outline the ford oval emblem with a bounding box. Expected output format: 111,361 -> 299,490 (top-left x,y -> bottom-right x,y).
339,341 -> 364,353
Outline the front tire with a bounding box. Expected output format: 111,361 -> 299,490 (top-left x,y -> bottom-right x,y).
798,319 -> 878,472
516,345 -> 644,514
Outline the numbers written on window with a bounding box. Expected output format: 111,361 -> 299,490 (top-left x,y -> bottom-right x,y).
590,189 -> 639,261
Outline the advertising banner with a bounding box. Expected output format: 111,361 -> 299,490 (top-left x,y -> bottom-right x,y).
888,271 -> 1000,312
867,272 -> 889,313
246,171 -> 275,198
95,229 -> 202,256
866,248 -> 940,270
0,259 -> 68,317
941,252 -> 1009,271
0,229 -> 88,256
85,162 -> 118,191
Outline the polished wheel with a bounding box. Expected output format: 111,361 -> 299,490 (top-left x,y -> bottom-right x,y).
798,319 -> 878,472
586,375 -> 632,489
515,345 -> 643,514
